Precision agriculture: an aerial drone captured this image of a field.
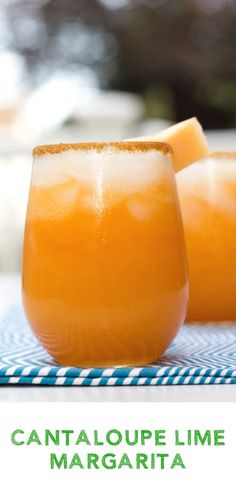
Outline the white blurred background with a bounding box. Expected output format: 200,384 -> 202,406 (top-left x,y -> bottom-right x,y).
1,0 -> 236,272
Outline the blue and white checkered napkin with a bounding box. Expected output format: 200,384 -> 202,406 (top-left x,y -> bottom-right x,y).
0,306 -> 236,386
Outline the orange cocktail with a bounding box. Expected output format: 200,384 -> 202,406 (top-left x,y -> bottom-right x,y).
22,142 -> 188,366
177,152 -> 236,321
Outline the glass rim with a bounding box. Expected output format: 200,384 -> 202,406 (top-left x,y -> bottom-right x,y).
32,141 -> 172,157
210,151 -> 236,159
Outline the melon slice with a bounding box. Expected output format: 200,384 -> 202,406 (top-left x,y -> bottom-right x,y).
127,117 -> 209,173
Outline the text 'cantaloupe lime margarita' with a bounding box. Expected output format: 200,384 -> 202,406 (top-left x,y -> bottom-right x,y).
22,142 -> 188,366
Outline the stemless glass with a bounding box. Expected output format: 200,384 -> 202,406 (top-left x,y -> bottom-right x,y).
22,142 -> 188,367
177,151 -> 236,321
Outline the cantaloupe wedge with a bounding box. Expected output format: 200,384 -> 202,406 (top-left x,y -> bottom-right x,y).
127,117 -> 209,173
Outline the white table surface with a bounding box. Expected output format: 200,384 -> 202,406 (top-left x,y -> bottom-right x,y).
0,274 -> 235,402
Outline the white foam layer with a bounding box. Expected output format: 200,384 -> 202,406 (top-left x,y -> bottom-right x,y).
177,156 -> 236,187
32,148 -> 172,193
177,155 -> 236,218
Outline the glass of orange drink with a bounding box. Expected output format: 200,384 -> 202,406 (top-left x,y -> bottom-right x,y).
22,141 -> 188,367
177,152 -> 236,321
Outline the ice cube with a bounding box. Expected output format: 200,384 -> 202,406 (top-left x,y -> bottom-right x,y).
128,199 -> 153,221
32,153 -> 68,187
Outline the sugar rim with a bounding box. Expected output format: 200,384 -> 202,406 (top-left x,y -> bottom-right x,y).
33,141 -> 172,157
210,151 -> 236,159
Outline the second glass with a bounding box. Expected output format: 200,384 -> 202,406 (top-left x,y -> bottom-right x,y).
22,142 -> 188,367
